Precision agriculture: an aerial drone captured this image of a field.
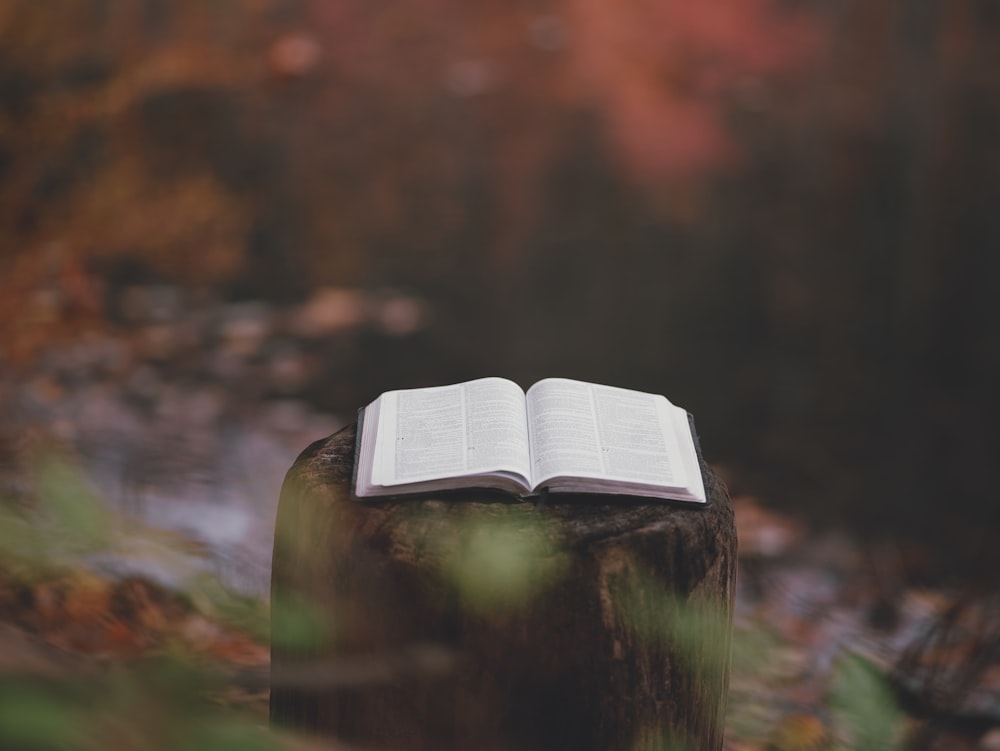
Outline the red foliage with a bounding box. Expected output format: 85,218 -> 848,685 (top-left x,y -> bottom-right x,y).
302,0 -> 821,185
563,0 -> 821,182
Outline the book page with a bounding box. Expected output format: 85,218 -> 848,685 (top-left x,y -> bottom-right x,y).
464,377 -> 531,473
371,377 -> 530,487
526,379 -> 686,490
591,383 -> 681,486
525,378 -> 604,482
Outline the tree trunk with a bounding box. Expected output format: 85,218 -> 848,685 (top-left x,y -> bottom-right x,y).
271,423 -> 736,751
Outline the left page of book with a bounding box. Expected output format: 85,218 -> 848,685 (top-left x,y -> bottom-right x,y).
364,377 -> 532,495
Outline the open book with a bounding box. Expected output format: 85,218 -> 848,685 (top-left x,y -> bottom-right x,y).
353,377 -> 708,505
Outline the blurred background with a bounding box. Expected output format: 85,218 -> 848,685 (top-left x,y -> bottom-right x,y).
3,0 -> 998,569
0,0 -> 998,747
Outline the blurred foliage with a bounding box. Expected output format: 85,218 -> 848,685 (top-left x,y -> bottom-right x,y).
431,511 -> 567,612
830,654 -> 904,751
0,1 -> 997,743
29,454 -> 116,558
727,617 -> 906,751
0,443 -> 280,749
0,433 -> 962,749
0,0 -> 819,347
2,0 -> 997,566
730,613 -> 785,677
0,680 -> 84,751
187,573 -> 272,646
269,588 -> 334,654
618,570 -> 730,682
634,732 -> 696,751
0,450 -> 117,573
0,663 -> 279,751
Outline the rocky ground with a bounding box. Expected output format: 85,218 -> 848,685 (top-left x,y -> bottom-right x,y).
0,281 -> 997,750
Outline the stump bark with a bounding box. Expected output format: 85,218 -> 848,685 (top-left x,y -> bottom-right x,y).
270,423 -> 736,751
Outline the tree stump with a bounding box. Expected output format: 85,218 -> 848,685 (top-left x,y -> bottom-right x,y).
271,423 -> 736,751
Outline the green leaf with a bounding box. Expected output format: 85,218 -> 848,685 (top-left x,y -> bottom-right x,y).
0,506 -> 46,565
435,514 -> 566,612
731,622 -> 783,675
617,572 -> 730,677
830,653 -> 902,751
188,574 -> 269,642
270,589 -> 335,653
188,717 -> 281,751
33,455 -> 116,557
0,684 -> 82,750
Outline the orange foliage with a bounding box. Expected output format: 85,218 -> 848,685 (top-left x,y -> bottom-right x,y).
0,0 -> 823,347
1,566 -> 266,663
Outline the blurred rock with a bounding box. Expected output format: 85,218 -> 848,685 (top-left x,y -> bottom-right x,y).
528,16 -> 569,52
289,287 -> 366,337
371,291 -> 428,336
265,341 -> 312,393
733,495 -> 804,557
982,727 -> 1000,751
445,59 -> 497,97
217,301 -> 273,357
119,285 -> 184,324
269,34 -> 322,78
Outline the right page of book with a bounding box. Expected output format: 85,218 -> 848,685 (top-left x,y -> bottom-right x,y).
525,378 -> 700,499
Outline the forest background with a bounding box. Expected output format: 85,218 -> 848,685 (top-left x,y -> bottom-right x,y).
0,1 -> 998,749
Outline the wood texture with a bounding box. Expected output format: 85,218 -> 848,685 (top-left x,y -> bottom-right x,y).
270,423 -> 737,751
